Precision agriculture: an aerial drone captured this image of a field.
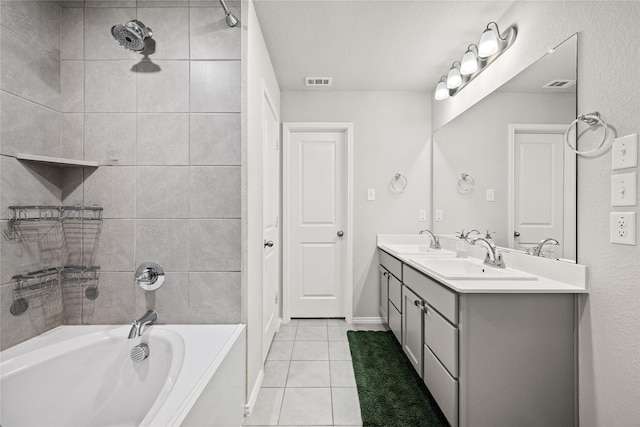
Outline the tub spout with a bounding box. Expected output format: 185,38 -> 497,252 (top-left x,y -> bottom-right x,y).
128,309 -> 157,339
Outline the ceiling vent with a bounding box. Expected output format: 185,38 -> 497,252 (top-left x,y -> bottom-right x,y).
305,77 -> 333,87
542,79 -> 576,89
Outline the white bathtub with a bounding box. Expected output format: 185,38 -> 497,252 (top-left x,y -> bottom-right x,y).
0,324 -> 246,427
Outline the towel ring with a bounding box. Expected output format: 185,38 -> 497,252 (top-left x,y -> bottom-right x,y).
564,112 -> 608,156
389,173 -> 408,193
457,173 -> 474,193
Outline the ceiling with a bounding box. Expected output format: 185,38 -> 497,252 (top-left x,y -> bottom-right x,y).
253,0 -> 516,92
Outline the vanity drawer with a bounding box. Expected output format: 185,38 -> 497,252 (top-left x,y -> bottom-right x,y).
388,274 -> 402,313
379,250 -> 402,281
403,265 -> 458,324
423,345 -> 459,427
389,302 -> 402,344
424,304 -> 458,378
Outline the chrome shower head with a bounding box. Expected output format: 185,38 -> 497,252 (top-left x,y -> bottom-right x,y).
219,0 -> 238,27
111,20 -> 153,53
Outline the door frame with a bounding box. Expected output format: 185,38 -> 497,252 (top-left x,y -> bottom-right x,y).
282,122 -> 354,323
507,123 -> 575,255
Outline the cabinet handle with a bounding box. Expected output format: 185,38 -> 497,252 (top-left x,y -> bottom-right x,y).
383,271 -> 388,277
414,300 -> 422,307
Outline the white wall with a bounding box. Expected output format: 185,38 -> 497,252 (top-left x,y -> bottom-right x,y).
432,2 -> 640,424
432,91 -> 574,247
243,0 -> 281,410
281,91 -> 431,318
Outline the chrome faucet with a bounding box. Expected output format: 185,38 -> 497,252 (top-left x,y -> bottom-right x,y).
471,237 -> 506,268
532,238 -> 559,257
128,309 -> 157,339
419,229 -> 441,249
460,229 -> 481,240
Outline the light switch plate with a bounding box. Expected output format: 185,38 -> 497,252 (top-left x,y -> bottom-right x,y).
486,189 -> 495,202
435,210 -> 443,222
419,209 -> 427,222
612,134 -> 638,170
611,172 -> 637,206
610,212 -> 636,245
367,188 -> 375,201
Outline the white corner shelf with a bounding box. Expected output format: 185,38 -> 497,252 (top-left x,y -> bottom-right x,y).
15,153 -> 98,168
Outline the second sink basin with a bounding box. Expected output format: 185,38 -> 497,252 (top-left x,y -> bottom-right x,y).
410,257 -> 538,281
382,244 -> 453,256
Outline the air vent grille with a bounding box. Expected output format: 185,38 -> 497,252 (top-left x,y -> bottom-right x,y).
542,79 -> 576,89
305,77 -> 333,87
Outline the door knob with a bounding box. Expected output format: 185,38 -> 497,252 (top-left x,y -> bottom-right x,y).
337,230 -> 344,237
264,240 -> 274,248
514,231 -> 521,238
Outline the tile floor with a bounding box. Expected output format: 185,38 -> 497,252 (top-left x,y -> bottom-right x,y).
243,319 -> 389,427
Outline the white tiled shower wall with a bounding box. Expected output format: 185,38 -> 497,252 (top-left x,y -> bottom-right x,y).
0,0 -> 242,350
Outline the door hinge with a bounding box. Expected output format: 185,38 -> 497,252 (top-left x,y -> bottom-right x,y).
275,292 -> 279,305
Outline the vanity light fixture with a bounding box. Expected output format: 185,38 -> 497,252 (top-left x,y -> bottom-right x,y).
446,62 -> 463,89
434,21 -> 517,100
460,44 -> 480,75
434,76 -> 450,100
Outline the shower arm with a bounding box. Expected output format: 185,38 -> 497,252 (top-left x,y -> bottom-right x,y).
219,0 -> 231,15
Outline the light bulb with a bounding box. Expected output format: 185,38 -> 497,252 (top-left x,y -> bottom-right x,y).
478,28 -> 499,57
446,65 -> 462,89
460,49 -> 478,75
434,80 -> 449,100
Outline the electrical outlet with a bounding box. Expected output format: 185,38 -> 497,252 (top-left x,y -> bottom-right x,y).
367,188 -> 376,201
435,210 -> 443,222
612,133 -> 638,170
419,209 -> 427,222
610,212 -> 636,245
611,172 -> 637,207
486,189 -> 495,202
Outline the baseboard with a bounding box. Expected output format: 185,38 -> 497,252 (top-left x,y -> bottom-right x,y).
244,368 -> 264,416
353,316 -> 385,324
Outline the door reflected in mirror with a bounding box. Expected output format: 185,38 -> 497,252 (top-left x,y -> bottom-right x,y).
432,34 -> 577,262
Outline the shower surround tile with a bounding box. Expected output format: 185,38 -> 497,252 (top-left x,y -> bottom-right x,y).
136,60 -> 189,112
189,6 -> 241,60
93,219 -> 135,271
188,272 -> 241,323
85,61 -> 137,112
82,166 -> 136,218
1,0 -> 61,58
0,91 -> 60,158
136,7 -> 189,59
189,114 -> 241,165
190,60 -> 241,113
83,7 -> 138,60
60,113 -> 84,160
82,272 -> 135,324
83,113 -> 136,164
136,114 -> 189,165
189,166 -> 241,218
188,219 -> 241,271
61,61 -> 85,112
61,7 -> 84,60
1,28 -> 60,111
136,166 -> 189,218
135,219 -> 189,272
134,272 -> 189,324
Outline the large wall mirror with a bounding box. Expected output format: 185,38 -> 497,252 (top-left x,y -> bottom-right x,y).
432,34 -> 577,262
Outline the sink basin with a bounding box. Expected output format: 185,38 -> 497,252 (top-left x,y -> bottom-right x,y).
410,257 -> 538,281
382,244 -> 452,256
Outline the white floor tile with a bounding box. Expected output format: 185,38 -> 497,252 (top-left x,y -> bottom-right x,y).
329,341 -> 352,360
267,341 -> 294,361
274,325 -> 298,341
296,318 -> 328,326
332,388 -> 363,426
262,360 -> 290,387
327,318 -> 354,327
243,388 -> 284,426
328,326 -> 352,341
287,361 -> 331,387
278,388 -> 333,426
295,326 -> 328,341
292,341 -> 329,361
330,360 -> 357,387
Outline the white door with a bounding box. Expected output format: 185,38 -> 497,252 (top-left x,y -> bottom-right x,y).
283,123 -> 352,319
508,125 -> 573,258
262,91 -> 279,362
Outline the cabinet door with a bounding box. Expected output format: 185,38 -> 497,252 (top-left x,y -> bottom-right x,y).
388,274 -> 402,313
379,267 -> 389,323
389,303 -> 402,344
402,285 -> 423,377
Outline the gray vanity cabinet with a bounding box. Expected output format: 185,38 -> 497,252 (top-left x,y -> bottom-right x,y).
379,250 -> 402,343
401,285 -> 423,376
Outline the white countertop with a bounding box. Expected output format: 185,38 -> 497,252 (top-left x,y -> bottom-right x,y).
377,234 -> 588,294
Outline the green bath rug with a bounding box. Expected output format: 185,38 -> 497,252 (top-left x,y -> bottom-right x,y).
347,330 -> 449,427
